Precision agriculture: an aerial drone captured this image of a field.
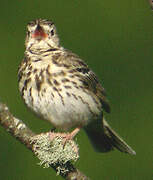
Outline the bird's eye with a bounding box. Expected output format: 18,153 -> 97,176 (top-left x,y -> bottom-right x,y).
47,21 -> 54,27
48,22 -> 54,26
50,29 -> 54,36
28,21 -> 36,27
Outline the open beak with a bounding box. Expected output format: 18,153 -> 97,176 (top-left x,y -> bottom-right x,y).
32,24 -> 48,40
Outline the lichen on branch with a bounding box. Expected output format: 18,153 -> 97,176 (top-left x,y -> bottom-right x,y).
0,102 -> 90,180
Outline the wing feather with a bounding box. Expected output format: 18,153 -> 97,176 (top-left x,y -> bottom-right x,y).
60,51 -> 111,113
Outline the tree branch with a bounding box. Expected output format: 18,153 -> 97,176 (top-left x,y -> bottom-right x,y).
0,102 -> 90,180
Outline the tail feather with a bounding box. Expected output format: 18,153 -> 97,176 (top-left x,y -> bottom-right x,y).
84,118 -> 136,155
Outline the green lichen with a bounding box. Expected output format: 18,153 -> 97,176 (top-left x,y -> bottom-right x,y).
30,133 -> 79,174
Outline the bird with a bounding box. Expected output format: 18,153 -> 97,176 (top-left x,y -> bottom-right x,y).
18,19 -> 136,155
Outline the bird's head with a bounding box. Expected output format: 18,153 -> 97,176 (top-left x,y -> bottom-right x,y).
25,19 -> 60,52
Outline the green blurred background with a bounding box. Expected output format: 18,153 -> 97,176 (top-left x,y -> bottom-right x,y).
0,0 -> 152,179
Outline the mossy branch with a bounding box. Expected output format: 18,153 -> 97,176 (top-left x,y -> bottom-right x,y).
0,102 -> 90,180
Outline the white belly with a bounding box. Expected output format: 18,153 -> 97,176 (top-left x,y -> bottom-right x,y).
22,82 -> 102,130
19,59 -> 102,130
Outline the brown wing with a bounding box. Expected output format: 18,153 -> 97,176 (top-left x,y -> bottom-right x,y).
60,51 -> 111,113
75,67 -> 111,113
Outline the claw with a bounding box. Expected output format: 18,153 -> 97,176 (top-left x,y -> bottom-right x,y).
49,127 -> 81,148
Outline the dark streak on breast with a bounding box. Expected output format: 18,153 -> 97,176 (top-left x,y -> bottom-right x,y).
57,91 -> 65,106
46,65 -> 51,76
53,60 -> 70,69
71,81 -> 77,85
72,93 -> 78,100
52,70 -> 66,77
47,78 -> 53,85
66,92 -> 71,97
33,59 -> 42,62
51,93 -> 55,98
35,74 -> 42,91
63,64 -> 70,68
64,85 -> 72,89
76,67 -> 90,74
79,79 -> 89,87
61,78 -> 70,83
18,71 -> 22,82
33,69 -> 38,73
27,71 -> 31,76
46,48 -> 58,52
21,87 -> 24,97
29,87 -> 34,104
78,95 -> 95,116
53,79 -> 60,86
28,65 -> 32,71
74,85 -> 79,89
52,59 -> 59,65
53,87 -> 58,91
68,69 -> 76,73
24,78 -> 31,90
52,53 -> 61,61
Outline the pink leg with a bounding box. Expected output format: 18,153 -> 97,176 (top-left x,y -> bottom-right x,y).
49,127 -> 81,143
67,127 -> 81,139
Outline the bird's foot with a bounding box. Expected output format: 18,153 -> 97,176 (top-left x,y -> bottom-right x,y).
49,127 -> 81,146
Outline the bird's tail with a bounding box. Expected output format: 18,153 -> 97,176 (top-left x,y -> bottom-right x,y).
84,118 -> 136,155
